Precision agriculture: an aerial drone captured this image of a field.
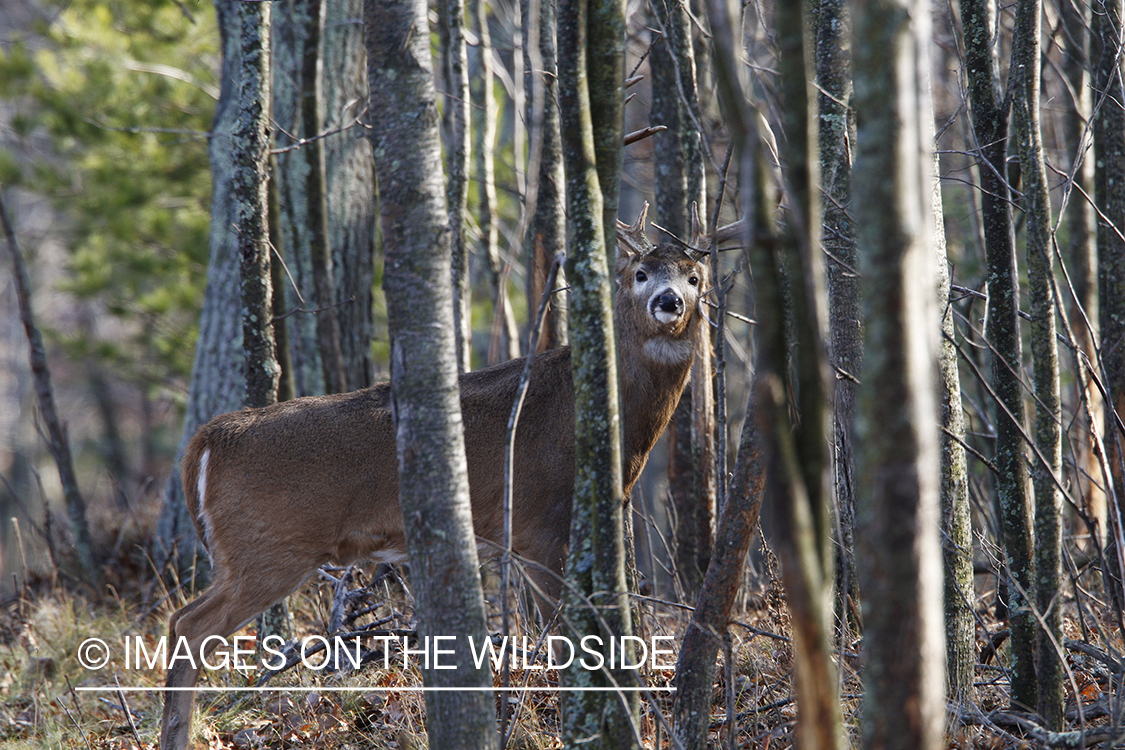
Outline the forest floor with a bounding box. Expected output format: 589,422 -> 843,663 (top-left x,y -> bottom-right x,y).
0,546 -> 1122,749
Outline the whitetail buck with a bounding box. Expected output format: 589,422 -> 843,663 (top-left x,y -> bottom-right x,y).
160,205 -> 709,749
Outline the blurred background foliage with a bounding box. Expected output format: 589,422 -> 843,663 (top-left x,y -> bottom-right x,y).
1,0 -> 218,395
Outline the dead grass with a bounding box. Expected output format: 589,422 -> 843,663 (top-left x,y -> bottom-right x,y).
1,554 -> 1123,749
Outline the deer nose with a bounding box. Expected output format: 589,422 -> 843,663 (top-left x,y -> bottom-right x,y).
652,291 -> 684,321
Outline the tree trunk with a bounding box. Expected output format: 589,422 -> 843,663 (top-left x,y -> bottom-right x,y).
557,0 -> 638,743
323,0 -> 376,391
234,0 -> 286,645
814,0 -> 861,636
771,4 -> 845,748
1060,0 -> 1103,551
673,392 -> 764,750
852,1 -> 946,747
1,191 -> 100,589
1093,0 -> 1125,608
523,0 -> 568,351
651,0 -> 712,596
961,0 -> 1037,709
470,0 -> 520,365
1010,0 -> 1064,727
364,2 -> 499,747
441,0 -> 473,374
273,0 -> 346,397
935,146 -> 975,706
157,0 -> 251,572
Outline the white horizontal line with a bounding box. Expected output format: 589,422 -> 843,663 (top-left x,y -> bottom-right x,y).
76,686 -> 676,693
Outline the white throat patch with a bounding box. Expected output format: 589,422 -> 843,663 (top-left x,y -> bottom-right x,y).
644,336 -> 694,364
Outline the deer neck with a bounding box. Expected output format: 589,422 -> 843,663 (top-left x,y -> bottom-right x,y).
614,307 -> 696,494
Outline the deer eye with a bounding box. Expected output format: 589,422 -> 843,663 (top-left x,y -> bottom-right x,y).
635,270 -> 647,283
688,275 -> 699,286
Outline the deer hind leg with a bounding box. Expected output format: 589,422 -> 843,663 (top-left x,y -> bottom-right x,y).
160,565 -> 316,750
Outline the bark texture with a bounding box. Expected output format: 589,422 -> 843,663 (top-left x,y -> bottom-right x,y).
1010,0 -> 1063,727
557,0 -> 638,743
1093,0 -> 1125,607
852,1 -> 946,747
158,0 -> 252,569
365,1 -> 498,746
936,156 -> 974,703
961,0 -> 1037,709
815,0 -> 861,632
441,0 -> 473,373
323,0 -> 376,390
650,0 -> 712,596
523,0 -> 568,351
273,0 -> 346,397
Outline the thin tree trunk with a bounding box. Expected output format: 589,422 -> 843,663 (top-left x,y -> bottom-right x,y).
936,151 -> 975,705
852,1 -> 946,746
557,0 -> 637,743
1,191 -> 100,589
523,0 -> 568,351
441,0 -> 472,374
323,0 -> 376,391
470,0 -> 519,365
961,0 -> 1037,709
273,0 -> 346,397
1093,0 -> 1125,608
157,0 -> 247,572
235,0 -> 277,411
364,2 -> 499,747
234,0 -> 286,646
1060,0 -> 1104,550
673,393 -> 764,750
1010,0 -> 1064,727
815,0 -> 861,635
651,0 -> 712,595
772,4 -> 845,748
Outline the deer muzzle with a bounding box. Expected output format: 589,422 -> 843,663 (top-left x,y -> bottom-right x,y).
651,290 -> 685,324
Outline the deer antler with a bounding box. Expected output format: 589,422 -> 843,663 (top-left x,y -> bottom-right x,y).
686,202 -> 709,262
616,201 -> 656,257
684,203 -> 747,261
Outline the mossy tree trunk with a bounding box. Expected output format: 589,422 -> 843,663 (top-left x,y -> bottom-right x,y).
234,0 -> 286,645
440,0 -> 473,374
961,0 -> 1037,710
852,0 -> 946,746
364,1 -> 499,747
158,0 -> 250,572
557,0 -> 638,743
935,147 -> 974,705
1009,0 -> 1064,727
814,0 -> 861,635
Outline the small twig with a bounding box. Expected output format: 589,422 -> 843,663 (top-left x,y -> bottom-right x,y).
500,254 -> 563,749
114,674 -> 143,747
270,109 -> 368,155
65,675 -> 86,723
624,125 -> 668,145
60,701 -> 94,750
